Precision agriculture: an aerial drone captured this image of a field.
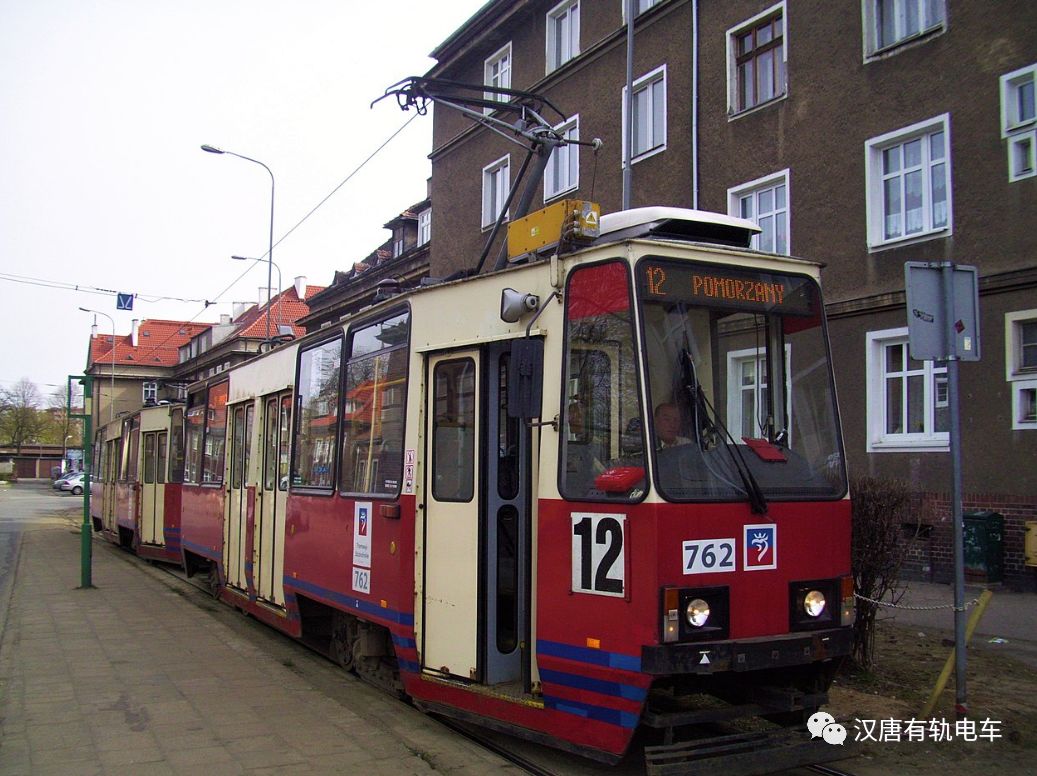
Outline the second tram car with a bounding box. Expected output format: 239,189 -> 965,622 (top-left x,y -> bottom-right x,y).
94,205 -> 853,772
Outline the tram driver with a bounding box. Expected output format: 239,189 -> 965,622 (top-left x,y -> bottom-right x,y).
654,402 -> 691,449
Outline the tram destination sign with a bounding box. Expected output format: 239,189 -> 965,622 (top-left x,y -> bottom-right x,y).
638,259 -> 815,315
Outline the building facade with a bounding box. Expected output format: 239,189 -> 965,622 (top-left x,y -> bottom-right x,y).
423,0 -> 1037,584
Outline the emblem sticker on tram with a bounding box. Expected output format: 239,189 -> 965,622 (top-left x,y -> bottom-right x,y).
354,501 -> 372,568
682,538 -> 737,575
743,524 -> 777,571
571,513 -> 626,597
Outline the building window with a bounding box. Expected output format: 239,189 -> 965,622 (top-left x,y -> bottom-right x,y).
1001,64 -> 1037,181
864,0 -> 946,56
728,4 -> 786,115
866,114 -> 950,249
484,42 -> 512,112
728,170 -> 790,254
392,232 -> 405,258
1005,310 -> 1037,430
143,381 -> 158,404
623,65 -> 667,164
417,208 -> 431,245
623,0 -> 661,19
547,0 -> 579,73
482,155 -> 511,228
725,346 -> 792,441
866,328 -> 948,451
545,116 -> 579,200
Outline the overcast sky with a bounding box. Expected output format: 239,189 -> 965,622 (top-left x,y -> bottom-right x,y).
0,0 -> 486,399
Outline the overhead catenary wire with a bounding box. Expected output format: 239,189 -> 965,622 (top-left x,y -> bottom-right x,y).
115,111 -> 424,365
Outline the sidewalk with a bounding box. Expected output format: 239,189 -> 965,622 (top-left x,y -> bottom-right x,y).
886,580 -> 1037,669
0,522 -> 509,775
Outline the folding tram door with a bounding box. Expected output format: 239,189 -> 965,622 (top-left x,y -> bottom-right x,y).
224,393 -> 289,606
140,428 -> 168,546
422,343 -> 531,687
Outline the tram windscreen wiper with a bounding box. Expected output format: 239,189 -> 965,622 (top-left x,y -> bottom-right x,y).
679,349 -> 768,515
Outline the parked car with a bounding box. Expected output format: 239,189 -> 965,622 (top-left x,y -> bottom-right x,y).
59,473 -> 86,496
53,471 -> 80,490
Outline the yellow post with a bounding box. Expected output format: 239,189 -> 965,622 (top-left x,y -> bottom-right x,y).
920,589 -> 994,718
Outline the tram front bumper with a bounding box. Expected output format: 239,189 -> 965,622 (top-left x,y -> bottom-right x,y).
640,626 -> 852,675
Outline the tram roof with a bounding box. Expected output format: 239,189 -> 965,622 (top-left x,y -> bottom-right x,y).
596,207 -> 761,249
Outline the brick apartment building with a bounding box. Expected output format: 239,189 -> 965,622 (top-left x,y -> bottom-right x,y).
420,0 -> 1036,584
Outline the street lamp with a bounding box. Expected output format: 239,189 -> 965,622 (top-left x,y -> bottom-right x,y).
79,307 -> 116,423
231,255 -> 283,331
201,144 -> 276,344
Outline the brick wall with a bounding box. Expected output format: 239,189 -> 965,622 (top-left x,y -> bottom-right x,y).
900,492 -> 1037,591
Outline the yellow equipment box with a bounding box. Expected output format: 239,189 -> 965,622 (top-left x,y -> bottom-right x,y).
507,199 -> 600,261
1026,521 -> 1037,567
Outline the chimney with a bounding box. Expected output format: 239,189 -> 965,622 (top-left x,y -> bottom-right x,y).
259,287 -> 268,307
294,276 -> 307,299
91,323 -> 98,338
232,302 -> 249,320
131,319 -> 139,347
219,314 -> 231,325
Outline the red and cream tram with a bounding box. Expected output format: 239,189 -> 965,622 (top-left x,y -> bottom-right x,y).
101,204 -> 852,771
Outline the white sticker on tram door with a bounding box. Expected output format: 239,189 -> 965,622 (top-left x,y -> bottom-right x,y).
571,513 -> 626,597
682,538 -> 737,575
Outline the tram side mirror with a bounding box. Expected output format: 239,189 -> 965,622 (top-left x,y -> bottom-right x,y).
508,338 -> 544,419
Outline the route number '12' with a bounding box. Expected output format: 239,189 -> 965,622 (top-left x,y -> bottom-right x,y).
571,513 -> 626,597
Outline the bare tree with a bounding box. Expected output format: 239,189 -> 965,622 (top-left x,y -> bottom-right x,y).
0,378 -> 44,452
47,384 -> 84,448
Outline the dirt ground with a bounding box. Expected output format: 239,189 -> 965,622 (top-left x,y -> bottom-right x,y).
826,618 -> 1037,775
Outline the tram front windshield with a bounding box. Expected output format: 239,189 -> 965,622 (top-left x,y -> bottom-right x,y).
638,258 -> 846,502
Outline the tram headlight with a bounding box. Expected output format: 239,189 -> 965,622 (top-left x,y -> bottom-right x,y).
803,590 -> 827,618
685,598 -> 711,628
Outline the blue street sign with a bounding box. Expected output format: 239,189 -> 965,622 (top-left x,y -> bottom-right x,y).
116,293 -> 134,311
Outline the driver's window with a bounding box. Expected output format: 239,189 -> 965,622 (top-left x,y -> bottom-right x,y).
560,261 -> 645,501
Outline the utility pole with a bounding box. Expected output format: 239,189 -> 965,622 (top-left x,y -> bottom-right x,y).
69,374 -> 94,589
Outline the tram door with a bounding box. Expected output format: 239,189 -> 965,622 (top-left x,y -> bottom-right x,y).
255,393 -> 290,606
424,351 -> 481,678
140,431 -> 167,545
224,402 -> 254,593
102,436 -> 120,534
422,345 -> 531,685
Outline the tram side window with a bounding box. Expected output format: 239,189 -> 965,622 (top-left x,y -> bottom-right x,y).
202,381 -> 229,485
293,338 -> 342,489
560,261 -> 646,501
432,358 -> 476,502
169,407 -> 185,483
157,431 -> 167,485
279,394 -> 292,491
185,394 -> 205,483
340,311 -> 410,497
143,433 -> 156,484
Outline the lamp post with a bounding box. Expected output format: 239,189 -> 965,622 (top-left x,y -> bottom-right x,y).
231,254 -> 283,332
201,144 -> 276,344
79,307 -> 116,424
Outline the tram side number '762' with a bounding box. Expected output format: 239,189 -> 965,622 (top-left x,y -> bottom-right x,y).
571,513 -> 626,597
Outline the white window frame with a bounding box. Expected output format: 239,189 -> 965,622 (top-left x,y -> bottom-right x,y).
143,382 -> 158,403
726,3 -> 787,117
417,208 -> 431,246
547,0 -> 580,74
392,233 -> 405,258
1005,309 -> 1037,430
482,155 -> 511,229
484,42 -> 512,114
622,0 -> 663,21
865,113 -> 952,250
545,116 -> 579,201
862,0 -> 946,59
726,345 -> 792,443
621,64 -> 667,166
1000,64 -> 1037,181
865,327 -> 949,452
727,169 -> 790,255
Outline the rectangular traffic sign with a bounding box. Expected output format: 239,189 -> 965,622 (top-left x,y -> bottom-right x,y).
904,262 -> 980,361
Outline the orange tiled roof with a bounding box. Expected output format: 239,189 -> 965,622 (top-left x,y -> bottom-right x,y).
232,284 -> 326,339
88,319 -> 209,368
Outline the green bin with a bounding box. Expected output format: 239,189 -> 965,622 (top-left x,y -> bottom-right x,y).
963,511 -> 1004,583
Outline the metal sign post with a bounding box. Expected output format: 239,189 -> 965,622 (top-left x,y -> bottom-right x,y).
68,374 -> 94,589
905,262 -> 980,717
